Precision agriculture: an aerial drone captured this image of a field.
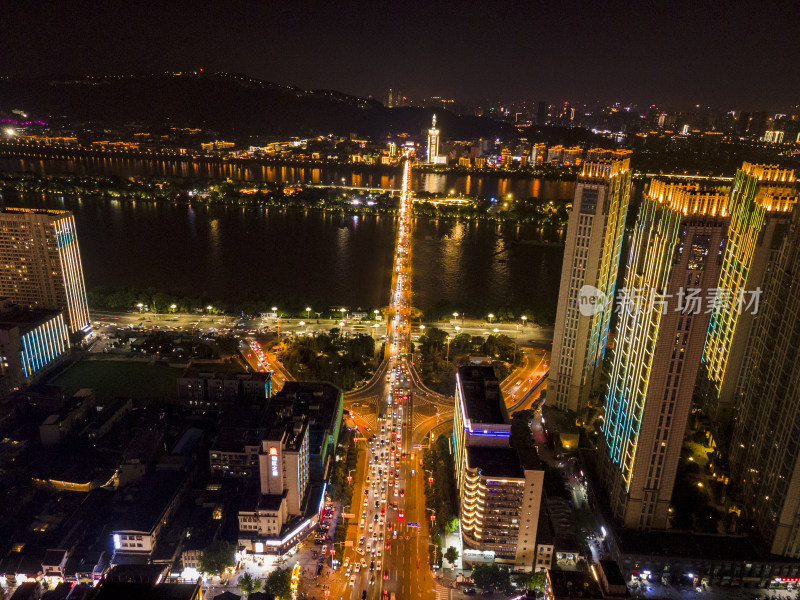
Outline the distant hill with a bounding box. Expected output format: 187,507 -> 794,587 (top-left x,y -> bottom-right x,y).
0,71 -> 516,140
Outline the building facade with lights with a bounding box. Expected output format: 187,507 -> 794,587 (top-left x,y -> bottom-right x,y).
427,114 -> 446,164
700,164 -> 797,436
0,303 -> 70,396
453,366 -> 544,570
600,179 -> 729,529
550,152 -> 632,414
0,208 -> 90,336
728,202 -> 800,557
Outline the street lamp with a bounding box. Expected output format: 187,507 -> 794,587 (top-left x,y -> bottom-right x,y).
137,302 -> 143,313
374,309 -> 380,320
453,312 -> 459,320
487,313 -> 494,324
420,324 -> 425,334
340,308 -> 346,321
170,303 -> 177,314
299,321 -> 306,337
306,306 -> 312,319
493,328 -> 499,335
206,305 -> 213,314
454,325 -> 461,334
521,315 -> 527,326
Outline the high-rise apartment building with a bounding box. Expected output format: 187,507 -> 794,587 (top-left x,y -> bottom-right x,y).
600,179 -> 729,529
453,366 -> 544,570
550,153 -> 632,414
0,208 -> 90,335
728,204 -> 800,556
700,164 -> 797,434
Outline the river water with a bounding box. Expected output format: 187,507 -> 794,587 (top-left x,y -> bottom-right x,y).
0,157 -> 570,316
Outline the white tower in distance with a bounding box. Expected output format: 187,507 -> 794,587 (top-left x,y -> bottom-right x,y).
427,114 -> 440,164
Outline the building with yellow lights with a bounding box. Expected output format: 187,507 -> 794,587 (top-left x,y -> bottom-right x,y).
453,366 -> 543,570
600,178 -> 729,529
727,199 -> 800,556
550,154 -> 632,414
0,208 -> 90,335
700,164 -> 798,435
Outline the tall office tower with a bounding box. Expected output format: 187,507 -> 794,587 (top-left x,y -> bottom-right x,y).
0,208 -> 90,335
537,101 -> 547,125
453,366 -> 544,570
600,180 -> 729,529
728,205 -> 800,556
550,153 -> 632,414
700,164 -> 797,435
427,114 -> 440,163
387,88 -> 394,108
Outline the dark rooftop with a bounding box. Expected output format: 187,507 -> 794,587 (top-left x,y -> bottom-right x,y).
0,309 -> 63,331
547,569 -> 603,600
615,528 -> 769,562
108,471 -> 185,534
457,366 -> 507,426
466,446 -> 524,478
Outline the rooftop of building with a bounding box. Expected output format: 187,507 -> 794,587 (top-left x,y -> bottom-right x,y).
615,528 -> 773,562
108,471 -> 185,534
238,489 -> 286,513
457,366 -> 507,426
0,207 -> 71,217
0,309 -> 64,331
598,560 -> 627,587
179,366 -> 269,382
466,446 -> 524,479
547,569 -> 604,599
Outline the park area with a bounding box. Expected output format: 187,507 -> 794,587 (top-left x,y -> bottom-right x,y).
49,359 -> 182,402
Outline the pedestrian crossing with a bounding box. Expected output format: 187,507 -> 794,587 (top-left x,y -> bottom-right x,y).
435,584 -> 451,600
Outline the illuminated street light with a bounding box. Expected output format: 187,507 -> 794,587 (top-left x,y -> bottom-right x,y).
453,312 -> 459,319
454,325 -> 461,334
170,303 -> 177,313
206,305 -> 213,314
137,302 -> 144,312
493,328 -> 499,335
521,315 -> 527,326
488,313 -> 495,323
306,306 -> 312,319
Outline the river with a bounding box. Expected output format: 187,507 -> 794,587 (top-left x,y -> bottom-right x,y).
0,157 -> 569,317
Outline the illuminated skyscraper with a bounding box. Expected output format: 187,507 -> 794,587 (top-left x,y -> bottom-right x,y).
550,152 -> 632,414
427,114 -> 440,164
600,180 -> 729,529
728,204 -> 800,556
700,164 -> 797,434
0,208 -> 90,335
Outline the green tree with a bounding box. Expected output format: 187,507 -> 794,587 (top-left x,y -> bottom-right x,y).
263,566 -> 293,599
471,564 -> 511,592
238,572 -> 259,596
515,570 -> 546,590
444,546 -> 459,565
198,540 -> 235,576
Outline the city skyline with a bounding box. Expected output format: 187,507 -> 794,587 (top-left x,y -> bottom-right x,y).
1,1 -> 799,109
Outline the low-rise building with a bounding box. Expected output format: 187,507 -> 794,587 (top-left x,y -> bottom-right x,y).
177,368 -> 272,410
453,366 -> 545,571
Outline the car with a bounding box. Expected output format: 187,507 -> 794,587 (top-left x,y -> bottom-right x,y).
464,588 -> 477,595
361,559 -> 367,569
370,561 -> 375,571
384,569 -> 389,580
349,576 -> 355,587
343,558 -> 350,569
400,489 -> 405,497
321,545 -> 328,554
354,562 -> 361,573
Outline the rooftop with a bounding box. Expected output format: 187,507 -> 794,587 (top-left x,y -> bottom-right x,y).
547,569 -> 603,600
109,471 -> 185,534
466,446 -> 523,479
457,366 -> 507,426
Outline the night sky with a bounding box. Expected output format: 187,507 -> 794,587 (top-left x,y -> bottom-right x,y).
2,0 -> 798,108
